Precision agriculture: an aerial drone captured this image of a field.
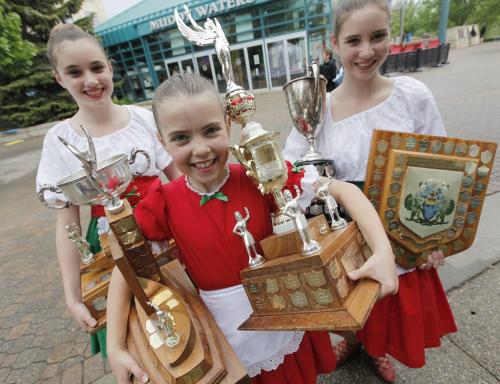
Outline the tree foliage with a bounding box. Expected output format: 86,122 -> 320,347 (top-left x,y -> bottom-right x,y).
391,0 -> 500,40
0,0 -> 37,77
0,0 -> 86,129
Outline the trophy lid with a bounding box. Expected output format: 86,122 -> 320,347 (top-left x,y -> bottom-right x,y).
240,122 -> 278,146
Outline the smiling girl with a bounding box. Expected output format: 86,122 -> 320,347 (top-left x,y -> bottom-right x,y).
283,0 -> 457,382
106,73 -> 399,384
36,24 -> 179,358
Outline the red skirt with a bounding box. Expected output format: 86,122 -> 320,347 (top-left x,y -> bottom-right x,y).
356,268 -> 457,368
251,331 -> 336,384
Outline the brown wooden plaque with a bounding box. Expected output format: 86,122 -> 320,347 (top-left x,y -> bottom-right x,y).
240,221 -> 380,331
364,129 -> 497,269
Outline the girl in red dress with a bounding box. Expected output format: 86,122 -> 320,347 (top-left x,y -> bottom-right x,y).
283,1 -> 457,382
106,73 -> 399,384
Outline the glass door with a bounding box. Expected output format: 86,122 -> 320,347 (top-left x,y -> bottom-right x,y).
247,44 -> 267,90
287,37 -> 307,80
266,40 -> 287,88
196,54 -> 215,84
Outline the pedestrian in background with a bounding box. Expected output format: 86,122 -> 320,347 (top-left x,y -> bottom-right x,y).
320,48 -> 338,92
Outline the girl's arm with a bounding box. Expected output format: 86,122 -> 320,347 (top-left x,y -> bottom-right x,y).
163,163 -> 181,181
328,180 -> 398,298
56,206 -> 97,331
107,267 -> 149,384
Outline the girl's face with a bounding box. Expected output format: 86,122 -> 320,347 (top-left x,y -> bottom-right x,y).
157,92 -> 230,193
54,39 -> 114,108
333,5 -> 390,81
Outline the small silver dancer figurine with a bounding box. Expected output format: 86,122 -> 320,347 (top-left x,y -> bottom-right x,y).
233,207 -> 265,268
283,186 -> 321,256
65,222 -> 95,264
148,301 -> 180,348
316,177 -> 348,231
175,5 -> 237,92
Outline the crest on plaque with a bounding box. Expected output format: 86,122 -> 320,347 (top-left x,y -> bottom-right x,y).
265,278 -> 280,294
364,129 -> 497,269
399,168 -> 461,238
312,288 -> 334,305
281,274 -> 301,290
271,294 -> 287,310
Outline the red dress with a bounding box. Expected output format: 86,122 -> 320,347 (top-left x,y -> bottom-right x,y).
135,164 -> 336,383
356,268 -> 457,368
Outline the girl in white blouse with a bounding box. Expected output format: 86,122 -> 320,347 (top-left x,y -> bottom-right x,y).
36,23 -> 179,358
284,1 -> 456,382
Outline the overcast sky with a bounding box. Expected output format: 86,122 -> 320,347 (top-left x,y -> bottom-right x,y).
102,0 -> 142,19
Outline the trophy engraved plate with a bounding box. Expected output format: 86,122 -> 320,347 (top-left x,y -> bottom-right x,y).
289,291 -> 309,308
364,130 -> 497,268
265,278 -> 279,294
303,270 -> 327,288
312,288 -> 334,305
271,295 -> 287,310
336,277 -> 348,299
341,243 -> 366,274
281,274 -> 301,290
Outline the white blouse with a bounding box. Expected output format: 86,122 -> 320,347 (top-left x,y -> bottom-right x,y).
283,76 -> 447,181
36,105 -> 172,204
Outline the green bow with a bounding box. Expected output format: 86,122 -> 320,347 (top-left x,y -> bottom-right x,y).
199,191 -> 229,206
292,163 -> 304,173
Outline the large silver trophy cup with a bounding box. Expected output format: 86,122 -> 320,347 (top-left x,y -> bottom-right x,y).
283,62 -> 335,178
38,126 -> 150,214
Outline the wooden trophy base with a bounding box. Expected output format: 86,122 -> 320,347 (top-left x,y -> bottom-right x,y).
240,217 -> 380,331
81,250 -> 114,333
127,260 -> 250,384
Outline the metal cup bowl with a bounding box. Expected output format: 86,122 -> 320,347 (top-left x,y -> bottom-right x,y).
39,154 -> 133,208
283,74 -> 327,140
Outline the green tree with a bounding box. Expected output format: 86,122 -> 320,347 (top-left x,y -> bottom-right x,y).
0,0 -> 37,77
0,0 -> 86,129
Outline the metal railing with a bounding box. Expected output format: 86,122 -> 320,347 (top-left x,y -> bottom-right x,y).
380,43 -> 450,74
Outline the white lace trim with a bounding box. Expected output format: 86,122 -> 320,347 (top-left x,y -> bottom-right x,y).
184,165 -> 230,196
246,331 -> 305,378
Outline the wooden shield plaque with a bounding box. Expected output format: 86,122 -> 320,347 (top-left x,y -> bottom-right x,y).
364,130 -> 497,269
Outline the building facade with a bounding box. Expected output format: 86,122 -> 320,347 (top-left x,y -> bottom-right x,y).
95,0 -> 333,101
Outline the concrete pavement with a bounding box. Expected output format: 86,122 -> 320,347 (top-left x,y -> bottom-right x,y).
1,41 -> 499,384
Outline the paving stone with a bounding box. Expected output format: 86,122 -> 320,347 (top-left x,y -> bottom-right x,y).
4,323 -> 30,341
39,376 -> 60,384
7,334 -> 35,354
47,343 -> 75,364
42,363 -> 60,380
83,354 -> 105,384
12,347 -> 43,369
16,362 -> 45,384
0,353 -> 17,369
4,368 -> 23,384
60,362 -> 82,384
0,367 -> 11,383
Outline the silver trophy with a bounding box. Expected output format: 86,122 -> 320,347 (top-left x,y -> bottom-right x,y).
316,178 -> 348,231
65,222 -> 95,264
283,186 -> 321,256
38,125 -> 150,214
233,207 -> 266,268
148,301 -> 180,348
175,5 -> 256,127
283,62 -> 335,178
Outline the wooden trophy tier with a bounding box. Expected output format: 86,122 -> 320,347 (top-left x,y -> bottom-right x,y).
364,130 -> 497,269
106,200 -> 249,384
239,216 -> 380,331
127,261 -> 249,384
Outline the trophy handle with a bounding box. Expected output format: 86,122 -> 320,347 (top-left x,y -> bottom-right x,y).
38,184 -> 71,209
129,148 -> 151,176
308,61 -> 321,112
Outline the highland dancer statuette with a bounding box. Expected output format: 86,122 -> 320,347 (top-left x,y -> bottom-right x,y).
233,207 -> 265,268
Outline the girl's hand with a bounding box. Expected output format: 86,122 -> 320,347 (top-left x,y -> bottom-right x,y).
419,250 -> 445,270
68,301 -> 97,332
109,349 -> 149,384
348,249 -> 399,299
